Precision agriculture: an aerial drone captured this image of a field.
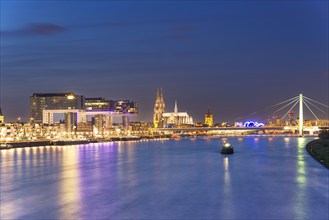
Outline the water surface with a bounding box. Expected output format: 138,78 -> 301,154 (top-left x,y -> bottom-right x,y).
1,137 -> 328,219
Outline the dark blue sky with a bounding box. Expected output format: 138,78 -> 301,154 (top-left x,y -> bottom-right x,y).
1,1 -> 328,122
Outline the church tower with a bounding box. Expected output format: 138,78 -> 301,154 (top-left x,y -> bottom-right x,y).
204,109 -> 213,127
153,88 -> 165,128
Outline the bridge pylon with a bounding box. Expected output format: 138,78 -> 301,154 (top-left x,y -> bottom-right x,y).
299,94 -> 303,137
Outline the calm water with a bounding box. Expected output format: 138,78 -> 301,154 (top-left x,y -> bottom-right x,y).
1,137 -> 328,219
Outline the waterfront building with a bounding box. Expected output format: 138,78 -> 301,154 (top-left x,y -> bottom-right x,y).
85,98 -> 113,132
85,98 -> 112,111
113,100 -> 138,114
153,88 -> 166,128
29,93 -> 85,123
275,117 -> 282,126
30,93 -> 137,132
234,122 -> 243,127
25,92 -> 140,139
304,119 -> 329,127
85,98 -> 137,114
288,111 -> 295,125
85,98 -> 137,131
76,122 -> 93,133
130,122 -> 151,134
162,101 -> 194,126
0,108 -> 4,124
204,109 -> 213,126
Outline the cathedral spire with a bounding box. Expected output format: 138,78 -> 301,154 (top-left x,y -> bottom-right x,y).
153,88 -> 165,128
159,88 -> 164,102
174,100 -> 178,113
156,88 -> 160,101
0,108 -> 4,124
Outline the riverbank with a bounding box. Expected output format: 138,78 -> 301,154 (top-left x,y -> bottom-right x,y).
2,135 -> 171,149
306,139 -> 329,169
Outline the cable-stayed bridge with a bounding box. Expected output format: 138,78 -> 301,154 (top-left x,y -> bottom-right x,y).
157,94 -> 329,136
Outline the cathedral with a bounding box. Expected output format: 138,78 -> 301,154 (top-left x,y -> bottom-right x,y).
153,89 -> 193,128
162,101 -> 194,126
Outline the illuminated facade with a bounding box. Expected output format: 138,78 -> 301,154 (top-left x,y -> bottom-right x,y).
85,98 -> 111,111
153,88 -> 165,128
30,93 -> 84,123
204,109 -> 213,126
0,108 -> 4,124
113,100 -> 138,114
85,98 -> 137,115
162,101 -> 193,126
288,111 -> 295,125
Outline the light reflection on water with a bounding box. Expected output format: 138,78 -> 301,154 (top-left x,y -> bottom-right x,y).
0,137 -> 328,220
59,146 -> 81,219
222,156 -> 233,218
294,137 -> 307,219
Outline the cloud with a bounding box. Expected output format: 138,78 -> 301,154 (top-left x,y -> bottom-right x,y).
137,34 -> 190,44
1,23 -> 67,37
1,17 -> 194,39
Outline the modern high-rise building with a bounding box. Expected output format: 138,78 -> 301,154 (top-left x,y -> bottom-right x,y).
85,98 -> 137,114
204,109 -> 213,126
113,100 -> 138,114
85,98 -> 111,111
29,93 -> 85,123
153,88 -> 166,128
30,93 -> 138,132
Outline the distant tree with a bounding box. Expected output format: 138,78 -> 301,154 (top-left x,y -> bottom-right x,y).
319,129 -> 329,139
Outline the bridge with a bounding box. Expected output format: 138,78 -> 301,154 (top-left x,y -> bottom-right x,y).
156,94 -> 328,136
158,126 -> 284,132
157,126 -> 323,135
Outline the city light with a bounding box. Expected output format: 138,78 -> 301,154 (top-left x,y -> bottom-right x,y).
67,95 -> 75,100
243,121 -> 264,128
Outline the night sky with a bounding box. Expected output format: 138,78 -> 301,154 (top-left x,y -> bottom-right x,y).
1,1 -> 328,123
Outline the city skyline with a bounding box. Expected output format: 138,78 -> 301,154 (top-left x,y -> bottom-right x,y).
1,1 -> 328,122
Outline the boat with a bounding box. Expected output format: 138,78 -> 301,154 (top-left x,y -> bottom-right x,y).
220,142 -> 234,154
172,134 -> 181,140
0,143 -> 13,149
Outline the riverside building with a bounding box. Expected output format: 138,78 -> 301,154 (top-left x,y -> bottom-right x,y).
29,92 -> 138,137
29,93 -> 84,123
162,101 -> 194,126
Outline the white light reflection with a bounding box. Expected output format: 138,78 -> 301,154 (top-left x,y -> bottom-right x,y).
59,148 -> 81,219
294,137 -> 307,219
284,137 -> 290,148
222,156 -> 233,218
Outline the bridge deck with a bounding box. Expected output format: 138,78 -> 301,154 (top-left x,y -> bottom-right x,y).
157,127 -> 285,132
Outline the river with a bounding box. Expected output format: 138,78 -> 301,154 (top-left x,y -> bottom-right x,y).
1,136 -> 328,219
